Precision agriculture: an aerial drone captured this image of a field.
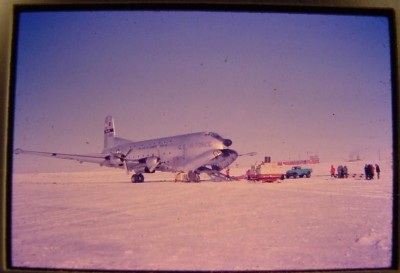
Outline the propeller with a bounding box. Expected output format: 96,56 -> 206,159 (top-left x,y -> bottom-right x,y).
112,148 -> 133,174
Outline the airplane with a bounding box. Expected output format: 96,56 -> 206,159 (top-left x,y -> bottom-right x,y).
14,115 -> 252,183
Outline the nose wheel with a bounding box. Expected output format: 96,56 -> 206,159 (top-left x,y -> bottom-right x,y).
131,173 -> 144,183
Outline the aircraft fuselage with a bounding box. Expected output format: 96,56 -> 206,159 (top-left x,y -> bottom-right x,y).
103,131 -> 236,173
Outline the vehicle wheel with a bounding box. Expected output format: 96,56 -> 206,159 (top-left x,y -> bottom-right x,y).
131,173 -> 145,183
306,172 -> 311,178
293,173 -> 298,179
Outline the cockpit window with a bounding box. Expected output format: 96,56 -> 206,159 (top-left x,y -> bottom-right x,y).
205,132 -> 224,141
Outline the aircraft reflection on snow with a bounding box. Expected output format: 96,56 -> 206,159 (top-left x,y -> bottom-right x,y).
15,116 -> 253,182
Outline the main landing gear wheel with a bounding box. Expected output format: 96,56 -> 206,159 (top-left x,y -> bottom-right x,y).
131,173 -> 144,183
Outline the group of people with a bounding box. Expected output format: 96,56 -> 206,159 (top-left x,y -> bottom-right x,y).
365,164 -> 381,180
330,164 -> 381,180
330,165 -> 348,178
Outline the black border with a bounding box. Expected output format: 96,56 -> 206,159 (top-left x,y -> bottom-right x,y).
1,1 -> 399,273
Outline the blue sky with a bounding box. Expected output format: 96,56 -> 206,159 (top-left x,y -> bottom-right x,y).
13,10 -> 392,173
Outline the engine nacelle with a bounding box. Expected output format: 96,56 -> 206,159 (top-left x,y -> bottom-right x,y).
102,154 -> 125,167
144,157 -> 160,173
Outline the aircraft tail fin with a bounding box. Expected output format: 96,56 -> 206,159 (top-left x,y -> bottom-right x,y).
104,115 -> 116,150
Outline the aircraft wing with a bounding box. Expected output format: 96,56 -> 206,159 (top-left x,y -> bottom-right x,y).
14,148 -> 150,173
14,148 -> 107,165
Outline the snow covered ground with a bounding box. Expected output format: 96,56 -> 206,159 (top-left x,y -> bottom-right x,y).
11,160 -> 394,271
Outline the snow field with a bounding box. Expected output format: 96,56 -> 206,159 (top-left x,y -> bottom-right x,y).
11,160 -> 393,271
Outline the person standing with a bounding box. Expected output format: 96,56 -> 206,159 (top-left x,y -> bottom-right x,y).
246,169 -> 251,180
364,164 -> 370,180
226,168 -> 230,179
375,164 -> 381,179
330,165 -> 336,177
343,166 -> 348,178
338,165 -> 344,178
369,164 -> 375,179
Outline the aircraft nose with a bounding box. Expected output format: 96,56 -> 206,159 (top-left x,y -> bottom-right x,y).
223,139 -> 233,147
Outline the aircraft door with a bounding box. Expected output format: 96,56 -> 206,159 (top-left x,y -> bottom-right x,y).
182,143 -> 187,159
170,143 -> 187,171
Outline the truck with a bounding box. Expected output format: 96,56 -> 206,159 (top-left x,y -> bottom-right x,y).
247,162 -> 286,182
285,166 -> 312,179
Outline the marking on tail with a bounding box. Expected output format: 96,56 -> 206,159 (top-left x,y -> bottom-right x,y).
104,115 -> 116,151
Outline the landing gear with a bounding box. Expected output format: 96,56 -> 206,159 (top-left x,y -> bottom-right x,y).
131,173 -> 144,183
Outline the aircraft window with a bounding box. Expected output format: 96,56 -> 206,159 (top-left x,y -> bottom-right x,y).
206,132 -> 224,141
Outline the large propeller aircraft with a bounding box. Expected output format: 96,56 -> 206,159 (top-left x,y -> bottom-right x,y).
14,115 -> 249,183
